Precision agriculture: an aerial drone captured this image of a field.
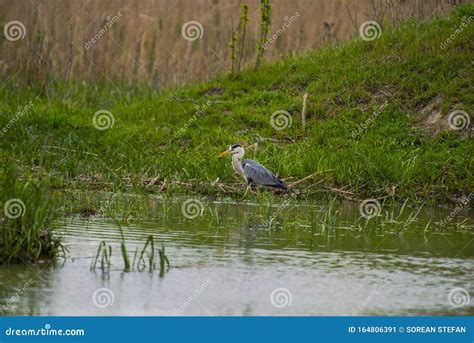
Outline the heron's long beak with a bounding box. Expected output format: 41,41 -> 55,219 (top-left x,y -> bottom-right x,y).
218,150 -> 231,158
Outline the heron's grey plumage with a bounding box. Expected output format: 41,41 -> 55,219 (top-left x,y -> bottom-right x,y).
221,144 -> 288,192
242,159 -> 287,190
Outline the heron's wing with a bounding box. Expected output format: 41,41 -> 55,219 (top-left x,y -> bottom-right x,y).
242,159 -> 287,190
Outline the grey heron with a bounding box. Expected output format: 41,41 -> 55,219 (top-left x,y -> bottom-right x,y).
218,144 -> 287,198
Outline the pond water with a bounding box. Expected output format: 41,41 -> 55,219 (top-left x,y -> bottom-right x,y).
1,196 -> 473,316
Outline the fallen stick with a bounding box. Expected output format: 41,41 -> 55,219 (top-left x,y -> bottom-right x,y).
326,190 -> 356,200
217,183 -> 239,192
301,93 -> 308,137
216,184 -> 227,193
300,178 -> 326,192
326,186 -> 354,195
145,177 -> 159,187
288,169 -> 334,189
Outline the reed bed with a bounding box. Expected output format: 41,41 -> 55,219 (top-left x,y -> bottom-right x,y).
0,0 -> 456,88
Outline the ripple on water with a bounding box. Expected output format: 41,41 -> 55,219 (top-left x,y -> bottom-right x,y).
1,200 -> 473,315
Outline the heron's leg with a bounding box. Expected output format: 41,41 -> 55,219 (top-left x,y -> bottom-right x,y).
250,183 -> 258,196
241,185 -> 251,200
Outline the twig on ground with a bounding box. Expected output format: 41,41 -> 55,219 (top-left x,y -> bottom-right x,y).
288,169 -> 334,189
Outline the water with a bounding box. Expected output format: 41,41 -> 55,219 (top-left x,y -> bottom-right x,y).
1,197 -> 473,316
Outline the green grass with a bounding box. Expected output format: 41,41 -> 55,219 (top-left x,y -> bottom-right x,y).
0,5 -> 473,204
90,233 -> 170,276
0,162 -> 63,263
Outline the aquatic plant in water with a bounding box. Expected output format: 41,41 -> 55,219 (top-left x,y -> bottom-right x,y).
0,161 -> 63,264
91,226 -> 170,277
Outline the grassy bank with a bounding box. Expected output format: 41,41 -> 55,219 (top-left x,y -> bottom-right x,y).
0,5 -> 473,205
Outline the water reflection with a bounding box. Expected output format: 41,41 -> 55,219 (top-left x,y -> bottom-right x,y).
1,198 -> 473,315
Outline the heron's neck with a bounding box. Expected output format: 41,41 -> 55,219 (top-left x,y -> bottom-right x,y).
232,155 -> 246,180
